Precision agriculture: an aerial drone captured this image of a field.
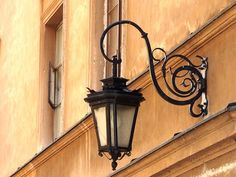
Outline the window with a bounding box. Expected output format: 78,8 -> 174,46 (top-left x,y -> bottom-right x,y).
52,22 -> 64,139
44,4 -> 64,139
48,23 -> 63,109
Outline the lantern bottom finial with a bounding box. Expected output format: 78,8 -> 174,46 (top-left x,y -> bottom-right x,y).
112,161 -> 118,171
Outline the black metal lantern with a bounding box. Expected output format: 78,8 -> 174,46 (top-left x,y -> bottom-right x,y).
85,74 -> 144,170
85,20 -> 208,170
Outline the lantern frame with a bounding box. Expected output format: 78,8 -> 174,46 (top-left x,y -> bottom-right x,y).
85,77 -> 144,170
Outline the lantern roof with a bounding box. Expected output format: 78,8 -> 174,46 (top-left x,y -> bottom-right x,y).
84,77 -> 145,106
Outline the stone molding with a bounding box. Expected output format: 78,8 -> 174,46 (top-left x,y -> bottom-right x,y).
109,109 -> 236,177
11,114 -> 93,177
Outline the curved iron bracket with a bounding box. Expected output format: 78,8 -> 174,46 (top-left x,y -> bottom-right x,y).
100,20 -> 208,117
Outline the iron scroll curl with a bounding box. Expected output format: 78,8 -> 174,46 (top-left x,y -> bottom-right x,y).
100,20 -> 208,117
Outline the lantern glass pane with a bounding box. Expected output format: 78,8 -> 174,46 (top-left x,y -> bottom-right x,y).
94,106 -> 107,146
110,104 -> 115,146
117,105 -> 136,147
110,104 -> 136,148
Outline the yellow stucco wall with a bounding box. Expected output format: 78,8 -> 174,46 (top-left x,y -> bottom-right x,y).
123,0 -> 234,79
14,18 -> 236,176
1,0 -> 236,177
0,1 -> 41,177
63,0 -> 90,131
0,0 -> 94,176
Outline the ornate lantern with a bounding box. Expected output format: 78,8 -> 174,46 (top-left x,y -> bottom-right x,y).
85,20 -> 208,170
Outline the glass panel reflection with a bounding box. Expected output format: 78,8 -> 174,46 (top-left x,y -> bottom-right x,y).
110,104 -> 136,148
117,105 -> 136,147
94,107 -> 107,146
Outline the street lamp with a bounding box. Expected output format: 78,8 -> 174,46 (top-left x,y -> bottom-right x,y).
85,20 -> 208,170
84,74 -> 144,170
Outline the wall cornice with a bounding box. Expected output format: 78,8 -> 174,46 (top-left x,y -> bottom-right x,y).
11,114 -> 93,177
109,106 -> 236,177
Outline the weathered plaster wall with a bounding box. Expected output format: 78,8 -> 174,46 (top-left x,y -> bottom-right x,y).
29,128 -> 112,177
123,0 -> 234,79
179,148 -> 236,177
88,0 -> 105,91
0,1 -> 41,176
3,0 -> 236,177
42,0 -> 56,11
12,3 -> 236,176
63,0 -> 91,131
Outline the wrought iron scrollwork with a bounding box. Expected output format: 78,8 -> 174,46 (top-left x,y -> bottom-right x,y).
157,52 -> 208,117
98,151 -> 131,170
100,20 -> 208,117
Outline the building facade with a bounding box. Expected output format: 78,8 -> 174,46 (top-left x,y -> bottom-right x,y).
1,0 -> 236,176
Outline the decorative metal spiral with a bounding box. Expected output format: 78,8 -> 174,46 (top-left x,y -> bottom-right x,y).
98,151 -> 131,170
100,20 -> 208,117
